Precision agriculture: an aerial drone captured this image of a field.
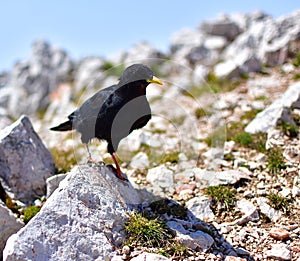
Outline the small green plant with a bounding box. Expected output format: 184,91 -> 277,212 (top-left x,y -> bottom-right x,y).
149,199 -> 188,220
293,73 -> 300,80
205,185 -> 236,211
266,147 -> 286,174
23,206 -> 41,223
241,109 -> 263,122
280,122 -> 299,138
234,132 -> 253,147
255,95 -> 268,101
161,152 -> 180,164
251,132 -> 267,153
50,147 -> 77,173
101,61 -> 114,71
267,192 -> 290,213
292,53 -> 300,67
206,72 -> 242,93
125,212 -> 173,248
195,107 -> 207,119
166,241 -> 190,258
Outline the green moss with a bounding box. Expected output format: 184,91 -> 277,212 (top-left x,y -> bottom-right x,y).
292,53 -> 300,67
50,147 -> 77,173
280,122 -> 299,138
226,120 -> 267,152
234,132 -> 253,147
101,60 -> 114,71
255,95 -> 268,101
149,199 -> 188,220
205,185 -> 236,211
251,132 -> 267,153
124,212 -> 173,248
241,109 -> 263,122
165,241 -> 190,258
293,73 -> 300,80
267,192 -> 290,213
195,107 -> 207,119
23,206 -> 41,223
206,72 -> 242,93
161,152 -> 180,164
224,153 -> 235,161
266,147 -> 286,174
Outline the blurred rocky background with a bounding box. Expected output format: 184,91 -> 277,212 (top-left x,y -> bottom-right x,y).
1,9 -> 300,261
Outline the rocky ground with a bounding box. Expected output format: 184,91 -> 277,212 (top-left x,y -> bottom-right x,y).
0,9 -> 300,261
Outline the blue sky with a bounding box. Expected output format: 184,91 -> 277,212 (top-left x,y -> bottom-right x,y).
1,1 -> 299,71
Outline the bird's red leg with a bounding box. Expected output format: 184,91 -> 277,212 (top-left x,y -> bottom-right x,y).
111,153 -> 127,181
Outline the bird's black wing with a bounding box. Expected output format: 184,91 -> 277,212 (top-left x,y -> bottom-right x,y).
70,84 -> 119,122
69,84 -> 121,142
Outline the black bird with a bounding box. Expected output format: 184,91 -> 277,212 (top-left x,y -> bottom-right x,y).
50,64 -> 163,180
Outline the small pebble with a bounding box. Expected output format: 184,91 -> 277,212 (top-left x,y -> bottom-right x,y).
269,227 -> 290,241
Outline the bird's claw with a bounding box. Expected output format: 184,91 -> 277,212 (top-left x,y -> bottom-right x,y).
107,165 -> 129,182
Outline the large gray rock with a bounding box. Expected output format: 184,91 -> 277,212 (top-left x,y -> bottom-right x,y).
214,49 -> 261,79
200,14 -> 242,41
0,40 -> 74,117
220,9 -> 300,77
115,42 -> 165,65
74,56 -> 106,92
170,28 -> 204,53
3,164 -> 142,261
0,116 -> 55,203
245,81 -> 300,133
0,201 -> 23,260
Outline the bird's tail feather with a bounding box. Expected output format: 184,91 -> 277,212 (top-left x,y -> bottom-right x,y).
50,120 -> 72,131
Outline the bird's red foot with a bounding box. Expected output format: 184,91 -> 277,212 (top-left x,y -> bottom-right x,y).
108,165 -> 128,181
87,156 -> 97,164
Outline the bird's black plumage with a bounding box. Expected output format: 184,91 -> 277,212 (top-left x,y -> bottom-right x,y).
51,64 -> 163,180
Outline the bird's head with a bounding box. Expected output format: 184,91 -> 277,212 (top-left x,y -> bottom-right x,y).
119,64 -> 163,87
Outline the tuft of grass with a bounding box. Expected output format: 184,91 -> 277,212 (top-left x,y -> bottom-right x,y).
241,109 -> 263,122
234,132 -> 253,147
267,192 -> 290,213
266,147 -> 286,174
101,60 -> 114,71
226,120 -> 267,152
161,152 -> 180,164
23,206 -> 41,223
124,212 -> 173,248
251,132 -> 267,153
195,107 -> 207,119
205,185 -> 236,211
206,72 -> 242,93
280,122 -> 299,138
293,73 -> 300,80
292,53 -> 300,67
50,147 -> 77,173
149,199 -> 188,220
165,241 -> 191,258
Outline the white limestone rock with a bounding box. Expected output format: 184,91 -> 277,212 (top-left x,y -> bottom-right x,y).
3,164 -> 142,261
0,201 -> 23,260
245,81 -> 300,133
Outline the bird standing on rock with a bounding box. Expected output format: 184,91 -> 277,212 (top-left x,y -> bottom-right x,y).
51,64 -> 163,181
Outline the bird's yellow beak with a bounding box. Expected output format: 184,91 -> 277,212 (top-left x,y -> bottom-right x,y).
147,76 -> 163,85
